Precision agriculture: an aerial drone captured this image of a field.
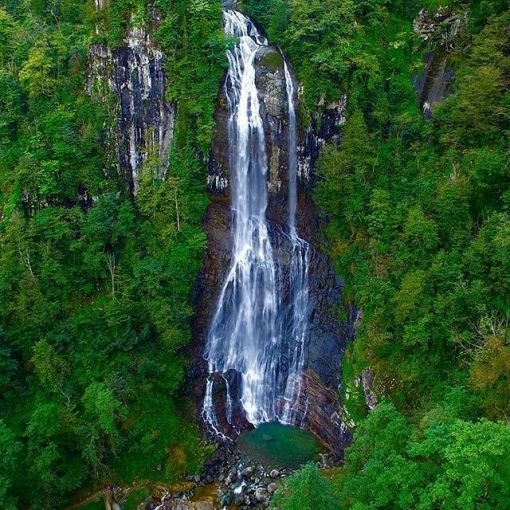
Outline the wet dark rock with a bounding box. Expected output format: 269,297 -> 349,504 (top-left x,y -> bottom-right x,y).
414,51 -> 455,119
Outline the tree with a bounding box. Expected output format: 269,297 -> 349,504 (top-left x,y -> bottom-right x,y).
410,420 -> 510,509
272,463 -> 338,510
339,403 -> 510,509
471,334 -> 510,419
0,421 -> 20,510
0,0 -> 221,506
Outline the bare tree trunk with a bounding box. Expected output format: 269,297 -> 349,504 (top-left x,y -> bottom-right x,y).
105,253 -> 116,298
19,247 -> 35,279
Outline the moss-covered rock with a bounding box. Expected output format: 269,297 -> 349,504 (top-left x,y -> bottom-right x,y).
257,46 -> 283,72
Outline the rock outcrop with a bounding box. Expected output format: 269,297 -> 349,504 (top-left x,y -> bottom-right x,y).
292,370 -> 352,452
413,6 -> 468,49
361,368 -> 378,411
413,6 -> 467,118
87,26 -> 176,194
414,51 -> 455,119
298,96 -> 347,182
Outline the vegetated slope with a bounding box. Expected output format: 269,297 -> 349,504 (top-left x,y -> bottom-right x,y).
0,1 -> 225,508
1,0 -> 509,508
243,0 -> 510,508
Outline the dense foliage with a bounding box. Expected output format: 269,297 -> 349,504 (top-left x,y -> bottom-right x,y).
242,0 -> 510,509
1,0 -> 509,508
272,463 -> 338,510
0,0 -> 225,508
340,401 -> 510,509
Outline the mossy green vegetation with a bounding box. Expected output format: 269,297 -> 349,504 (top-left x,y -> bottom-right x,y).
0,0 -> 225,508
1,0 -> 510,508
258,48 -> 284,72
124,488 -> 150,510
241,1 -> 510,509
272,462 -> 338,510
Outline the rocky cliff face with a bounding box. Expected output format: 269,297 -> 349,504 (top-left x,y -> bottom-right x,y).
86,5 -> 350,452
413,6 -> 467,118
298,96 -> 347,182
87,26 -> 175,194
194,43 -> 350,453
414,51 -> 455,119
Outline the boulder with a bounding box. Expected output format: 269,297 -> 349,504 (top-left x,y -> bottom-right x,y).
268,483 -> 278,494
255,487 -> 269,502
242,466 -> 254,478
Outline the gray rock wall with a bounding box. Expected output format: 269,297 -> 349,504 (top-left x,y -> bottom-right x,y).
413,6 -> 467,119
414,51 -> 455,119
87,27 -> 176,194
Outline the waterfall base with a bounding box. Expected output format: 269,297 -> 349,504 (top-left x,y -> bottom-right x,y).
200,364 -> 351,454
237,422 -> 323,469
192,193 -> 352,452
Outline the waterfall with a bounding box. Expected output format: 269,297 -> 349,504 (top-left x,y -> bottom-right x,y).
284,60 -> 298,238
203,8 -> 311,432
281,59 -> 311,425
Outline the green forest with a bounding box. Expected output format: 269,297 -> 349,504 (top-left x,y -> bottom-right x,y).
0,0 -> 509,509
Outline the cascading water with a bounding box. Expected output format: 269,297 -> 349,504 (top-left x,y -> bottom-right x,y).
284,59 -> 298,238
203,8 -> 311,433
280,59 -> 311,426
